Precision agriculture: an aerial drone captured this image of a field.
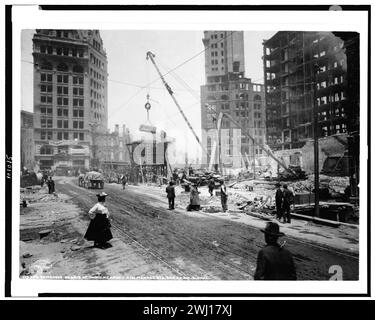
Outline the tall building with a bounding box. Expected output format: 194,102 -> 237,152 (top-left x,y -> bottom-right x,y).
201,31 -> 266,170
21,110 -> 35,170
32,29 -> 108,171
263,31 -> 348,151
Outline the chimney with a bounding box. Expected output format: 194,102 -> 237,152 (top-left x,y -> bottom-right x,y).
115,124 -> 119,135
122,124 -> 126,137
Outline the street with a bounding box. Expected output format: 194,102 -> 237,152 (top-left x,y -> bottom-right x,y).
53,177 -> 359,280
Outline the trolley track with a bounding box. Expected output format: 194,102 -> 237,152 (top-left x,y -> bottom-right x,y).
58,177 -> 359,280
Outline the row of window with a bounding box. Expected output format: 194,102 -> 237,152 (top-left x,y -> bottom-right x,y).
90,53 -> 105,70
207,83 -> 263,92
40,45 -> 84,58
40,131 -> 85,141
41,73 -> 84,85
40,118 -> 85,129
39,61 -> 84,74
211,51 -> 224,57
92,39 -> 101,52
91,100 -> 103,110
90,68 -> 105,81
317,92 -> 345,105
41,108 -> 84,118
40,95 -> 85,107
210,42 -> 224,49
211,59 -> 224,65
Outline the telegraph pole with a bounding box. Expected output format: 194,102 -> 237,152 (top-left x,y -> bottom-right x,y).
313,63 -> 320,218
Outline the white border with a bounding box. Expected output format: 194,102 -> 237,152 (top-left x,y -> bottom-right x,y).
10,5 -> 369,297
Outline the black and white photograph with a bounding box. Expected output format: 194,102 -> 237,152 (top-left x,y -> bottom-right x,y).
6,4 -> 370,297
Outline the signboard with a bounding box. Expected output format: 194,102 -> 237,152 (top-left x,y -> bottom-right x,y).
49,140 -> 79,146
139,124 -> 156,133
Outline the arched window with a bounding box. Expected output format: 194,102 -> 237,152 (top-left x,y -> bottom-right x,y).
40,61 -> 53,70
254,94 -> 262,102
40,145 -> 54,155
57,63 -> 69,72
72,64 -> 84,73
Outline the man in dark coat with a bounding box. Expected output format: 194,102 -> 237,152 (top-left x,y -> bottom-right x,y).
121,174 -> 127,190
47,176 -> 55,194
165,181 -> 176,210
254,222 -> 297,280
282,184 -> 294,223
275,183 -> 284,220
208,178 -> 215,196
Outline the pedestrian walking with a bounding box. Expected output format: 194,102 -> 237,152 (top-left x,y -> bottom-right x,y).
84,192 -> 113,249
47,176 -> 55,194
275,183 -> 284,220
187,184 -> 201,211
254,222 -> 297,280
121,174 -> 127,190
282,184 -> 294,223
220,180 -> 228,212
208,178 -> 215,197
166,181 -> 176,210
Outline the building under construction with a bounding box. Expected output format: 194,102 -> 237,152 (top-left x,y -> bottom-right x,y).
263,31 -> 348,152
200,31 -> 266,172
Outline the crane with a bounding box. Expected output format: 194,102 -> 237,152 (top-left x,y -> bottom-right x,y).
147,50 -> 297,178
146,51 -> 207,156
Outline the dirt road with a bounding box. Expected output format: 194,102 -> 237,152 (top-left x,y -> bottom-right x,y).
57,177 -> 358,280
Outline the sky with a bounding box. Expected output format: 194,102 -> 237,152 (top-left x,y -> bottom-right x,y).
21,30 -> 275,163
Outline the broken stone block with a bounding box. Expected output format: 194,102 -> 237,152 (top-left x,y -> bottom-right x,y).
22,253 -> 32,258
39,229 -> 52,239
70,245 -> 81,251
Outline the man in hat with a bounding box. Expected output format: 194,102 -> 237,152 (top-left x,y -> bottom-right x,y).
165,181 -> 176,210
275,183 -> 284,221
282,184 -> 294,223
254,222 -> 296,280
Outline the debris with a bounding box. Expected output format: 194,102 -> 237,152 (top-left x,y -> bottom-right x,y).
70,245 -> 81,251
38,229 -> 52,239
22,253 -> 33,258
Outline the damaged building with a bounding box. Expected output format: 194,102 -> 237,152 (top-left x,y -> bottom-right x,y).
263,31 -> 354,176
200,31 -> 266,172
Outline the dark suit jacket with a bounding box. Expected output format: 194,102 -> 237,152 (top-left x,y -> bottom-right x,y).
166,185 -> 175,198
254,244 -> 297,280
275,189 -> 283,206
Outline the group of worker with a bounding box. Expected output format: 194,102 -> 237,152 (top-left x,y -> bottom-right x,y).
275,183 -> 294,224
164,178 -> 228,213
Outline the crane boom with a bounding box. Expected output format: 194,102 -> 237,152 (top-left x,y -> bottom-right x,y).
219,111 -> 298,177
146,51 -> 207,155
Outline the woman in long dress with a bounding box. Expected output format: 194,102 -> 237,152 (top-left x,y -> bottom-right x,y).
84,192 -> 113,249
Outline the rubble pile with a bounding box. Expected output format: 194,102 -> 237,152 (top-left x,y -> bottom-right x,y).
288,175 -> 350,194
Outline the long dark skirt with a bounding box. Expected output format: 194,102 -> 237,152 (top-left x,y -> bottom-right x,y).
84,214 -> 113,244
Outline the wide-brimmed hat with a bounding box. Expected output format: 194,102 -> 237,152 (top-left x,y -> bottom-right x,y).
261,222 -> 285,237
96,192 -> 108,198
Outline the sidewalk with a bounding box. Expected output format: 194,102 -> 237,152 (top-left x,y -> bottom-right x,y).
125,183 -> 359,255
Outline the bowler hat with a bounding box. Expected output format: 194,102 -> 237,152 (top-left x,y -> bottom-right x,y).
96,192 -> 108,198
261,222 -> 285,237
